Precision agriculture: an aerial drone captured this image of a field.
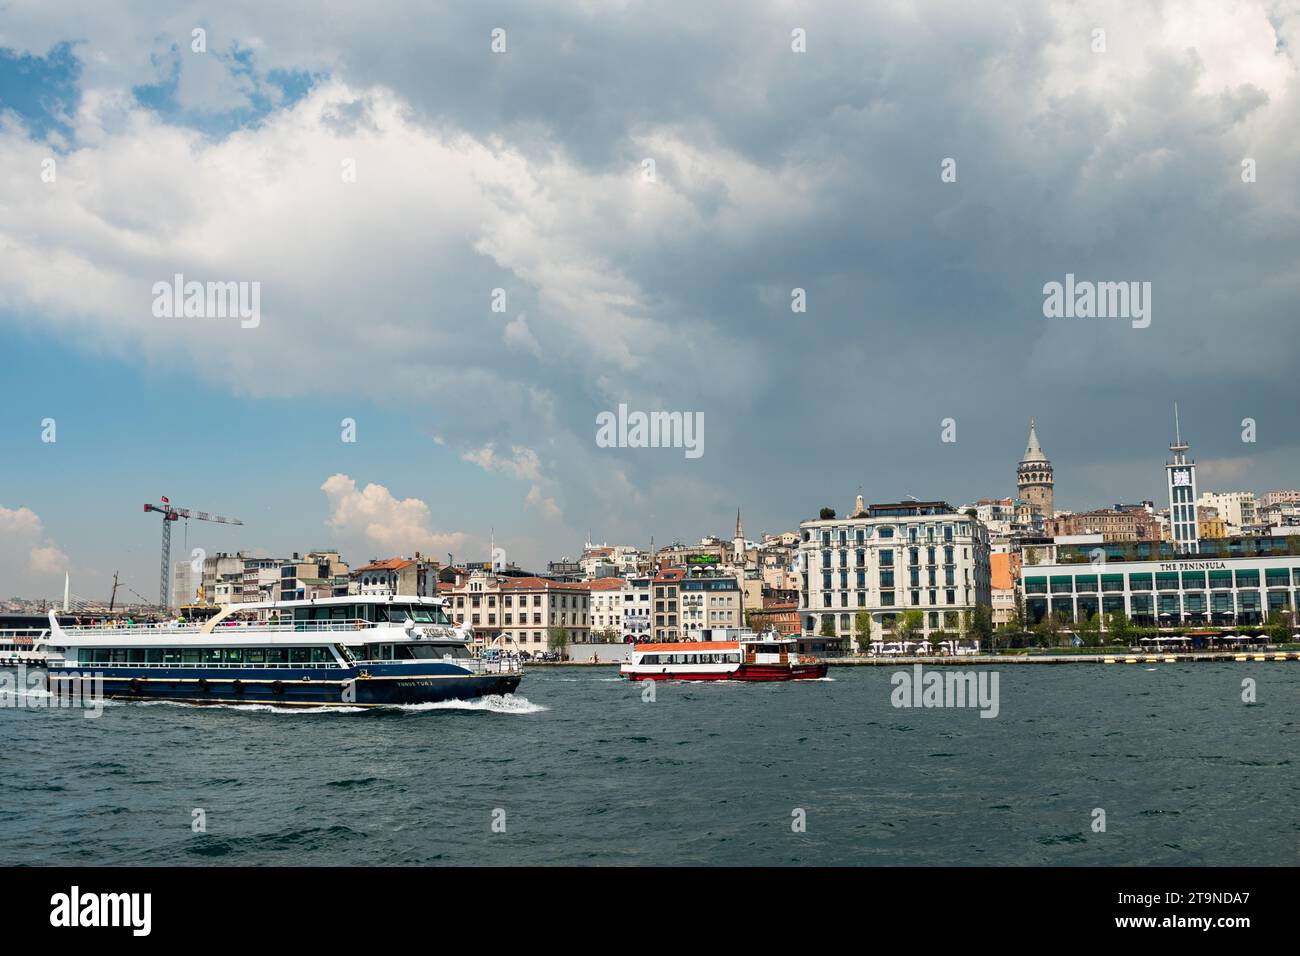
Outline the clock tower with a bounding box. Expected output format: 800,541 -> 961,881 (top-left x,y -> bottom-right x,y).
1165,404 -> 1200,554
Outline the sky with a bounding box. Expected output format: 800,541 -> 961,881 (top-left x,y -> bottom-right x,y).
1,0 -> 1298,600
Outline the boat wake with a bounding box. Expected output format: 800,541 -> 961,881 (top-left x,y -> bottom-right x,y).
397,693 -> 546,715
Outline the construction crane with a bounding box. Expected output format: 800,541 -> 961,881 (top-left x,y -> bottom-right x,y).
143,497 -> 243,607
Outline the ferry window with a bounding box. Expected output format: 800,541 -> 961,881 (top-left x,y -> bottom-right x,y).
202,648 -> 221,663
265,648 -> 287,663
412,608 -> 434,623
310,648 -> 332,663
330,607 -> 348,621
182,649 -> 201,664
380,644 -> 394,660
128,649 -> 146,664
728,654 -> 740,663
312,607 -> 331,621
289,648 -> 312,664
224,649 -> 244,664
245,648 -> 266,664
386,607 -> 413,623
78,649 -> 91,664
389,644 -> 412,660
110,649 -> 127,663
145,649 -> 163,664
346,645 -> 367,661
92,649 -> 110,664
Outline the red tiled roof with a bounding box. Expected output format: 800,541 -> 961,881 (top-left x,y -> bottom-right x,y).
354,558 -> 416,573
585,578 -> 628,590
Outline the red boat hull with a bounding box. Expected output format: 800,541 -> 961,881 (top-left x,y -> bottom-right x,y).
622,662 -> 828,682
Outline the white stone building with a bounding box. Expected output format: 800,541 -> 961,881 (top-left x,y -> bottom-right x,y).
798,498 -> 992,643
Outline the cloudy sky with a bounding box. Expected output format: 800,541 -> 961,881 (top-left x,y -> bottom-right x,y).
2,1 -> 1298,600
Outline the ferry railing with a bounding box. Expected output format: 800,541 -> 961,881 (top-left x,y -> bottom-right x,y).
58,619 -> 458,636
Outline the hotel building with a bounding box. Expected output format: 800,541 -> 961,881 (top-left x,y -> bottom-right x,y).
1024,537 -> 1300,627
798,498 -> 992,642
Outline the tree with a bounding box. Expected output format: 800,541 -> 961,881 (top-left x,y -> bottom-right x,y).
853,610 -> 872,653
1265,608 -> 1295,645
1104,610 -> 1133,646
819,507 -> 836,520
547,625 -> 570,659
894,609 -> 924,644
1078,610 -> 1102,647
970,604 -> 994,651
1033,610 -> 1067,648
1024,547 -> 1042,566
819,615 -> 836,638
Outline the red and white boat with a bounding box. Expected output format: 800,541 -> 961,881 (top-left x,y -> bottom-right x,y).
620,628 -> 828,682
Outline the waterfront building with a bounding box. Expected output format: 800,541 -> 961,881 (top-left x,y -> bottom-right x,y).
1198,507 -> 1228,540
622,575 -> 652,641
1165,406 -> 1201,553
1260,490 -> 1300,509
588,576 -> 628,638
1044,508 -> 1161,542
748,599 -> 799,636
350,556 -> 437,598
965,497 -> 1015,536
1024,536 -> 1300,627
1017,418 -> 1054,518
1196,490 -> 1258,533
798,499 -> 992,642
680,569 -> 743,637
201,551 -> 249,604
990,552 -> 1021,627
443,570 -> 591,649
652,567 -> 685,642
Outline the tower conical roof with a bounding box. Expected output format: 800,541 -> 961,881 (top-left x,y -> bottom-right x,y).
1022,417 -> 1048,463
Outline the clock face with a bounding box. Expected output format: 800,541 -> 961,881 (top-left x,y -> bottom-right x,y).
1172,470 -> 1191,487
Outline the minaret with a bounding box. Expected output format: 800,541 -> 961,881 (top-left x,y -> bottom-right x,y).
1017,417 -> 1054,518
732,508 -> 746,568
1166,404 -> 1200,554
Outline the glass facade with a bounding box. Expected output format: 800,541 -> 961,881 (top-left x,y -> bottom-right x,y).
1023,555 -> 1296,627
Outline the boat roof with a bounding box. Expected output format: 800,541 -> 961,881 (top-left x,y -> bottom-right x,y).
636,641 -> 740,652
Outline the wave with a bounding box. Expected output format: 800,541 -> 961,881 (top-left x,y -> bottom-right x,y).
396,693 -> 546,715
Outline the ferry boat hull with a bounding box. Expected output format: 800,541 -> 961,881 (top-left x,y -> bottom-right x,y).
46,667 -> 522,707
623,662 -> 827,682
619,629 -> 830,683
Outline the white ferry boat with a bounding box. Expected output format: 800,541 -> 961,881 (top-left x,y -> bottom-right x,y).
34,595 -> 521,707
619,628 -> 829,682
0,629 -> 47,667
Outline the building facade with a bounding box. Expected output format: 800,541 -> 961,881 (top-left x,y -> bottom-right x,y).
1025,538 -> 1300,628
798,500 -> 992,642
351,556 -> 437,597
1196,491 -> 1257,532
680,571 -> 743,637
443,570 -> 592,649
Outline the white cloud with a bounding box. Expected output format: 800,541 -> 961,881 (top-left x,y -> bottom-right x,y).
320,473 -> 465,556
0,506 -> 43,539
1199,457 -> 1254,485
526,485 -> 562,521
462,443 -> 544,482
29,543 -> 70,574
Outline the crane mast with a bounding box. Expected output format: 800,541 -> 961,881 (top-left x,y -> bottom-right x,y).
143,498 -> 243,607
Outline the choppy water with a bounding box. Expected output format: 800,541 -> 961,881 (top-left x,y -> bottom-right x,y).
2,665 -> 1296,865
